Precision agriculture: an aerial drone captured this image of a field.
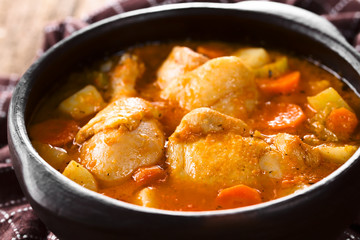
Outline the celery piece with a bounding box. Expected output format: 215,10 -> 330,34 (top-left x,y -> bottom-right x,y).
254,56 -> 288,78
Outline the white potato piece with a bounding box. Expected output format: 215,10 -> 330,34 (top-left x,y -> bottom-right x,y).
32,141 -> 69,172
136,187 -> 158,208
316,144 -> 358,164
307,87 -> 352,112
59,85 -> 105,120
63,160 -> 98,191
232,47 -> 271,68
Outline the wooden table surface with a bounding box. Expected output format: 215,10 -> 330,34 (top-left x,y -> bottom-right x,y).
0,0 -> 111,76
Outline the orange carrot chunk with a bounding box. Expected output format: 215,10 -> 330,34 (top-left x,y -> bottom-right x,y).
264,103 -> 306,130
132,166 -> 167,185
216,184 -> 262,209
257,71 -> 300,94
326,107 -> 358,137
196,45 -> 227,59
29,119 -> 80,147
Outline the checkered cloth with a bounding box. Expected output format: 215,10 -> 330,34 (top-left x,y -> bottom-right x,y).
2,0 -> 360,239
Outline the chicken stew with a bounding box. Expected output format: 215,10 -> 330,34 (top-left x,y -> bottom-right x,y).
29,42 -> 360,211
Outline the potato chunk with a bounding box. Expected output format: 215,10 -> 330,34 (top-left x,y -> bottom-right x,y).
136,187 -> 158,208
232,47 -> 271,68
32,141 -> 69,172
316,144 -> 358,164
307,87 -> 352,112
254,57 -> 288,78
59,85 -> 105,120
63,160 -> 98,191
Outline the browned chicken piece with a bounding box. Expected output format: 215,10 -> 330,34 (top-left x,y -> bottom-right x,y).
272,133 -> 321,174
161,56 -> 258,119
259,133 -> 322,195
156,46 -> 208,89
75,97 -> 154,144
167,108 -> 324,192
105,54 -> 145,101
172,107 -> 250,140
77,97 -> 165,186
167,108 -> 269,189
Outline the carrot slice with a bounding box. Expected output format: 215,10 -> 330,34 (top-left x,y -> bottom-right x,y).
261,103 -> 306,130
326,107 -> 358,137
257,71 -> 300,94
132,166 -> 167,185
196,45 -> 227,59
29,119 -> 79,146
216,184 -> 262,209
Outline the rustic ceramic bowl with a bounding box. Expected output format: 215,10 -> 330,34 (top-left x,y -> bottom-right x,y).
8,2 -> 360,239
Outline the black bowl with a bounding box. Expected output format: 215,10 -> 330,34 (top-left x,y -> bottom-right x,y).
8,2 -> 360,239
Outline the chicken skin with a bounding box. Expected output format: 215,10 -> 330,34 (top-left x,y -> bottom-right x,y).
156,46 -> 208,89
76,97 -> 165,186
167,108 -> 323,191
75,97 -> 154,144
161,56 -> 258,119
166,108 -> 267,189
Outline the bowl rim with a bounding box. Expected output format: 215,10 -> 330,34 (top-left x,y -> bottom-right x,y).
8,1 -> 360,219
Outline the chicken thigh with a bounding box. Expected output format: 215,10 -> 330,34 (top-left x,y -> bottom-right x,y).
161,56 -> 258,119
167,108 -> 323,191
265,133 -> 321,180
105,54 -> 145,101
156,46 -> 208,89
166,108 -> 268,189
77,97 -> 165,186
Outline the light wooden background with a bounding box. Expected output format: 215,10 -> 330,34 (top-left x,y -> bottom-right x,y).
0,0 -> 111,76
